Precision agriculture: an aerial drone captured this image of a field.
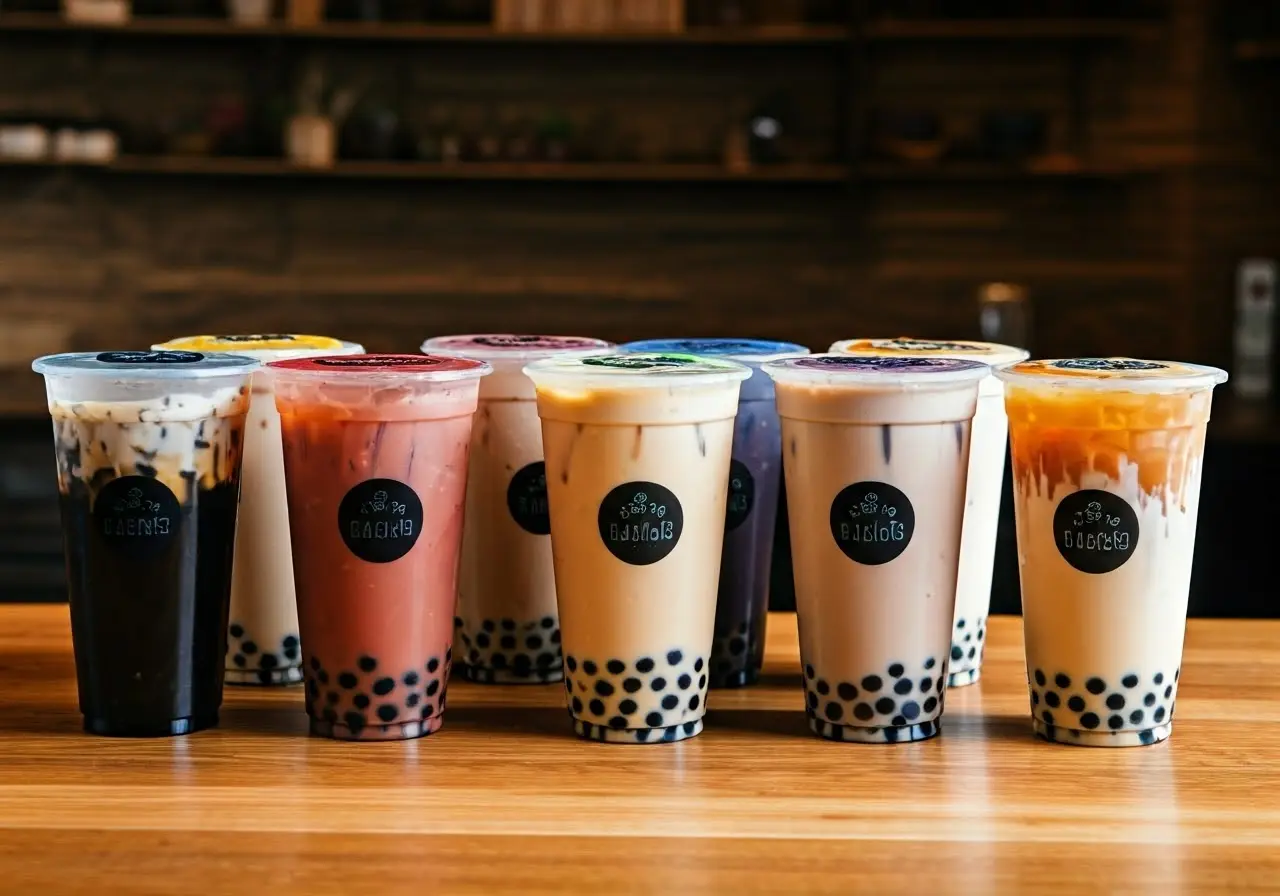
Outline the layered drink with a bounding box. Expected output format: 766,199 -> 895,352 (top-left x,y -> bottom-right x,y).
830,337 -> 1028,686
155,334 -> 363,686
764,355 -> 988,743
619,338 -> 809,688
997,357 -> 1227,747
524,352 -> 750,744
421,334 -> 611,684
33,350 -> 257,736
270,354 -> 490,741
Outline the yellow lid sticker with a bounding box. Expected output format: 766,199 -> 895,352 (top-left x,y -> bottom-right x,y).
160,334 -> 345,352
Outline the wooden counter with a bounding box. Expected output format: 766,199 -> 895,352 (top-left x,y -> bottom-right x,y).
1,606 -> 1277,894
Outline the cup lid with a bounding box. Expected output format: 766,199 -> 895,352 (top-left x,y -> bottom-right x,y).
267,353 -> 491,382
995,357 -> 1229,393
764,354 -> 990,389
619,338 -> 809,363
155,333 -> 363,359
32,350 -> 259,379
524,352 -> 750,389
422,334 -> 611,362
829,337 -> 1028,367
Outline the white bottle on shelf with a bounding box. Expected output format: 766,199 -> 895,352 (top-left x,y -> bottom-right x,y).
1234,258 -> 1276,401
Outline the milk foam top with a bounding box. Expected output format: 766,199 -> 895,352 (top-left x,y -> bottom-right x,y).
423,334 -> 612,400
619,338 -> 809,401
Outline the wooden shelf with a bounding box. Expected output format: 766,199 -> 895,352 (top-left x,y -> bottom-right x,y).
0,13 -> 846,42
1235,39 -> 1280,61
856,159 -> 1152,181
864,17 -> 1163,40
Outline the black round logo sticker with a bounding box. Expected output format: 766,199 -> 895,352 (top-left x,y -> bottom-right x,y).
597,481 -> 684,566
1051,359 -> 1167,372
725,459 -> 755,532
337,478 -> 424,563
507,461 -> 550,535
1053,489 -> 1139,574
829,481 -> 915,565
96,350 -> 202,365
93,475 -> 182,557
216,334 -> 295,342
582,355 -> 698,370
874,338 -> 979,352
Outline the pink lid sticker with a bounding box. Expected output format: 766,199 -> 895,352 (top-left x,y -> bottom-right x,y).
268,353 -> 487,375
427,334 -> 610,352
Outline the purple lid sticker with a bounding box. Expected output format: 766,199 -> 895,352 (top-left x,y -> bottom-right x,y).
430,334 -> 608,351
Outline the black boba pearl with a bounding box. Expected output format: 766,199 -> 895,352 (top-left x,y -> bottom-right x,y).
404,671 -> 420,687
807,691 -> 819,710
964,634 -> 971,644
1080,712 -> 1101,729
1122,674 -> 1139,688
1068,695 -> 1086,712
1031,691 -> 1040,706
1154,672 -> 1164,684
609,716 -> 627,730
371,677 -> 394,696
318,669 -> 329,684
595,680 -> 615,697
861,675 -> 882,692
729,638 -> 746,656
229,623 -> 244,638
1108,714 -> 1124,730
402,693 -> 418,708
243,641 -> 258,656
1086,677 -> 1107,695
345,712 -> 366,735
854,703 -> 874,721
885,663 -> 905,679
967,647 -> 976,660
1154,706 -> 1167,723
683,722 -> 697,736
875,697 -> 896,715
583,660 -> 598,676
426,680 -> 440,697
1042,710 -> 1055,726
893,679 -> 912,696
233,654 -> 246,668
884,726 -> 899,743
310,656 -> 321,672
816,680 -> 830,696
652,677 -> 667,691
526,636 -> 543,650
607,659 -> 625,675
957,619 -> 965,628
589,698 -> 605,716
338,672 -> 358,689
901,701 -> 920,720
695,658 -> 704,673
358,655 -> 377,673
805,664 -> 815,679
371,705 -> 393,723
1144,692 -> 1156,707
572,697 -> 583,714
445,648 -> 452,665
619,699 -> 638,715
662,694 -> 679,710
689,695 -> 700,711
637,657 -> 655,673
623,677 -> 643,694
469,649 -> 481,663
1140,729 -> 1156,745
323,707 -> 338,724
421,704 -> 434,719
567,656 -> 578,673
500,636 -> 516,650
428,657 -> 443,674
921,678 -> 932,693
537,653 -> 558,668
513,655 -> 532,676
501,619 -> 515,631
1045,691 -> 1060,708
541,616 -> 555,629
476,633 -> 491,649
1164,685 -> 1173,699
646,712 -> 663,727
924,657 -> 936,670
1130,709 -> 1144,724
491,653 -> 508,669
482,620 -> 496,633
1106,693 -> 1125,710
825,702 -> 842,721
667,650 -> 683,666
308,680 -> 319,698
551,631 -> 561,644
951,645 -> 963,661
353,693 -> 370,709
1055,673 -> 1071,689
677,674 -> 692,690
916,696 -> 934,713
838,682 -> 857,701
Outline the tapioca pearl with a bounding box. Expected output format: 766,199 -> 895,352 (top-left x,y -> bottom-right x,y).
922,696 -> 937,714
694,657 -> 704,673
1045,691 -> 1060,708
492,653 -> 508,670
1154,706 -> 1167,723
853,703 -> 874,721
1033,669 -> 1046,687
1141,692 -> 1156,707
951,645 -> 963,661
920,677 -> 932,693
1139,728 -> 1156,745
357,655 -> 377,673
966,647 -> 976,660
875,697 -> 896,715
1031,690 -> 1040,707
677,674 -> 692,690
402,670 -> 420,688
322,707 -> 338,725
499,635 -> 516,650
977,629 -> 985,642
1129,709 -> 1144,725
595,681 -> 614,697
318,669 -> 329,685
682,721 -> 697,736
607,716 -> 629,730
307,679 -> 320,698
1108,714 -> 1125,730
604,659 -> 626,676
1106,693 -> 1126,710
963,634 -> 972,643
371,677 -> 394,697
816,679 -> 830,696
862,675 -> 882,692
476,633 -> 491,649
469,649 -> 481,663
1086,677 -> 1107,695
619,699 -> 638,715
806,691 -> 819,710
512,655 -> 533,677
522,635 -> 542,651
229,623 -> 245,639
823,701 -> 842,721
426,679 -> 440,697
891,714 -> 906,726
1042,709 -> 1055,726
901,701 -> 920,721
344,711 -> 366,735
537,653 -> 559,669
652,676 -> 667,691
924,657 -> 936,670
1154,672 -> 1164,685
667,650 -> 683,666
621,677 -> 643,694
309,656 -> 321,673
566,656 -> 578,674
1080,712 -> 1101,729
689,694 -> 701,712
353,693 -> 370,709
1164,685 -> 1173,699
893,679 -> 912,696
662,694 -> 679,711
338,671 -> 358,689
500,619 -> 515,632
1068,695 -> 1086,713
588,698 -> 606,716
583,660 -> 598,675
837,682 -> 857,701
936,675 -> 946,693
698,674 -> 707,689
372,705 -> 395,723
887,663 -> 905,678
883,726 -> 899,743
637,657 -> 655,674
571,696 -> 584,714
645,710 -> 663,727
243,641 -> 258,656
233,654 -> 246,668
1121,674 -> 1139,689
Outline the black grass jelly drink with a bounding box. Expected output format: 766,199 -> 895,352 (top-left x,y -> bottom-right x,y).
619,338 -> 809,688
32,350 -> 257,736
998,358 -> 1227,747
524,352 -> 750,744
763,354 -> 988,743
154,335 -> 364,687
421,335 -> 611,684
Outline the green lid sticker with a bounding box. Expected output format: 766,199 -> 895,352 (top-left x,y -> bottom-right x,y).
582,355 -> 701,370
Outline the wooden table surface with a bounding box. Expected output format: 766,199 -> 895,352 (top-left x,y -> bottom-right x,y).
2,605 -> 1278,895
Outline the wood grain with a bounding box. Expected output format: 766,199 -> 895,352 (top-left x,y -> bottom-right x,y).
0,606 -> 1278,894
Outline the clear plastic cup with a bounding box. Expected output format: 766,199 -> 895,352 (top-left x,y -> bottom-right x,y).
829,338 -> 1029,687
618,338 -> 810,689
154,334 -> 364,687
420,334 -> 612,684
32,349 -> 259,736
996,357 -> 1228,747
524,352 -> 750,744
268,354 -> 490,741
763,354 -> 989,743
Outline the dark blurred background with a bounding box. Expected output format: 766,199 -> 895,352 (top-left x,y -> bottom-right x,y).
0,0 -> 1276,613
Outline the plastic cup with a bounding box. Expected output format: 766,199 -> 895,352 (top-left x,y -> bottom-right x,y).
996,357 -> 1227,747
32,350 -> 258,736
268,353 -> 490,741
420,334 -> 612,684
154,334 -> 363,687
830,338 -> 1029,687
764,354 -> 989,743
618,338 -> 809,688
524,352 -> 750,744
